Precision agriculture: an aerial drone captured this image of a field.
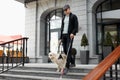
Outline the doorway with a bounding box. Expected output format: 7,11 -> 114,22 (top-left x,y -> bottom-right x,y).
104,24 -> 117,48
97,23 -> 120,55
45,9 -> 63,55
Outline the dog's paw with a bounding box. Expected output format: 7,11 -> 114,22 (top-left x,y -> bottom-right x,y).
56,70 -> 59,72
56,69 -> 60,72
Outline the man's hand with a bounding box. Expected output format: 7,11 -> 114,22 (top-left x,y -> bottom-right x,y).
70,34 -> 74,39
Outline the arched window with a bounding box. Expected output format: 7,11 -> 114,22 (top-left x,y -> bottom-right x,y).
95,0 -> 120,55
45,9 -> 63,55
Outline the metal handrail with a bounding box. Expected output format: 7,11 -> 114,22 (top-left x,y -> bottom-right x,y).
0,37 -> 28,73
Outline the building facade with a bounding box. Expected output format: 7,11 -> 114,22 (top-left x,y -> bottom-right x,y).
16,0 -> 120,64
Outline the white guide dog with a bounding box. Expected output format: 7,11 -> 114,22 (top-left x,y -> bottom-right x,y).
48,52 -> 67,72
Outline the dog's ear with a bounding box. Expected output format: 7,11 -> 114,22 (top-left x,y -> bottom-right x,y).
49,52 -> 53,55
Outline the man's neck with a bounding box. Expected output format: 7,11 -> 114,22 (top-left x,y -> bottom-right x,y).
66,12 -> 70,16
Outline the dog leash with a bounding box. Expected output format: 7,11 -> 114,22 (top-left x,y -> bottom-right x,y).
57,42 -> 64,59
66,38 -> 73,57
57,41 -> 62,54
58,39 -> 73,56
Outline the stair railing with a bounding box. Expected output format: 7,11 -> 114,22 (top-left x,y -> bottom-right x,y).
0,37 -> 28,73
83,46 -> 120,80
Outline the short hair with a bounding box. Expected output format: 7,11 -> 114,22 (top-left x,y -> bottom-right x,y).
63,4 -> 70,11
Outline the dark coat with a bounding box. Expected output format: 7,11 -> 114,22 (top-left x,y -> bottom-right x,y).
60,13 -> 78,39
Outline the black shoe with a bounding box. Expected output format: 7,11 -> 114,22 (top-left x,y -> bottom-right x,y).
63,68 -> 68,75
70,64 -> 76,67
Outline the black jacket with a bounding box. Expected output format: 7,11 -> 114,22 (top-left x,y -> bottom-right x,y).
60,13 -> 78,39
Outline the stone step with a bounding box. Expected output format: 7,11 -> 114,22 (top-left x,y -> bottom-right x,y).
5,69 -> 86,79
0,63 -> 97,80
15,66 -> 92,73
0,63 -> 120,80
0,74 -> 81,80
20,63 -> 96,73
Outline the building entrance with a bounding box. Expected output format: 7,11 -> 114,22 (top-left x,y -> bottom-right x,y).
95,0 -> 120,55
97,23 -> 120,55
45,9 -> 63,55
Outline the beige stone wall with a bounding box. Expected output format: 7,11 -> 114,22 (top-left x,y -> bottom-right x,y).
25,0 -> 101,63
25,2 -> 36,60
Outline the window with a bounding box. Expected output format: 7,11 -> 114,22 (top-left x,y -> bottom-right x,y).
96,0 -> 120,13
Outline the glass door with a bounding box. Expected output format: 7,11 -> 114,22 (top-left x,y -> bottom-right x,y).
104,25 -> 117,48
97,24 -> 120,55
45,9 -> 63,56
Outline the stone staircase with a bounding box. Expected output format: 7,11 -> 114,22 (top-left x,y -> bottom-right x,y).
0,63 -> 97,80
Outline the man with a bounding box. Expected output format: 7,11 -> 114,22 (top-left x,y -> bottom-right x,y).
59,4 -> 78,74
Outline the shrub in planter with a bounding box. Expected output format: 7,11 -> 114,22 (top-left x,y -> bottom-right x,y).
103,32 -> 113,58
80,33 -> 89,64
81,33 -> 89,48
103,32 -> 113,46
